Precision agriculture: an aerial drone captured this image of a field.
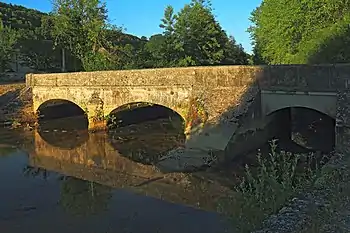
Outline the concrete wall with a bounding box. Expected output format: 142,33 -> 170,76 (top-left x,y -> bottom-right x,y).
261,90 -> 337,118
335,91 -> 350,154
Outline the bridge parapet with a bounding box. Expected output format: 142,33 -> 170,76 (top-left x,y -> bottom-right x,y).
258,64 -> 350,91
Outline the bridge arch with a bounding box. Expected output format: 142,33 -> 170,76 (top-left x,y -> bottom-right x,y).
106,102 -> 186,164
35,98 -> 84,114
267,106 -> 336,152
106,102 -> 185,129
36,99 -> 89,149
265,104 -> 335,119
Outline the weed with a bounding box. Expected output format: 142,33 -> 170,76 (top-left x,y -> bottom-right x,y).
219,139 -> 323,233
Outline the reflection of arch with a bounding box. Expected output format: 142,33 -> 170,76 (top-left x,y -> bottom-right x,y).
107,102 -> 186,164
37,99 -> 89,149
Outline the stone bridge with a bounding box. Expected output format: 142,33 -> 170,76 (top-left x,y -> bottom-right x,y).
26,64 -> 350,157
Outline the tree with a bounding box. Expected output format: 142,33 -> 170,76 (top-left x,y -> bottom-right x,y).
158,0 -> 248,67
222,36 -> 249,65
160,6 -> 177,36
50,0 -> 115,71
249,0 -> 350,64
0,20 -> 18,72
159,5 -> 180,66
142,34 -> 167,68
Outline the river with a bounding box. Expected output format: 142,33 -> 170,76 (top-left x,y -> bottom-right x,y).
0,100 -> 335,233
0,116 -> 236,233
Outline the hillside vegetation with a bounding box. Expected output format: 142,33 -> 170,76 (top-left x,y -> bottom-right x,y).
0,0 -> 249,73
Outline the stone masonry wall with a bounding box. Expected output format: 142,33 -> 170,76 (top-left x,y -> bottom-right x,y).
336,90 -> 350,154
27,64 -> 350,146
28,66 -> 265,132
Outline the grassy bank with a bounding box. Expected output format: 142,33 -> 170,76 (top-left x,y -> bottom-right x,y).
217,139 -> 328,233
0,82 -> 36,128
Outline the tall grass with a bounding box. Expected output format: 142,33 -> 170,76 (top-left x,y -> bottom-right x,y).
218,139 -> 326,233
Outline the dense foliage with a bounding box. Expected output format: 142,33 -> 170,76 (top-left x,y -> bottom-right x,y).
0,0 -> 248,72
0,1 -> 44,38
249,0 -> 350,64
0,20 -> 17,71
157,0 -> 249,66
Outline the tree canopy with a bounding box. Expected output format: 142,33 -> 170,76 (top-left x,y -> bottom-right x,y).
249,0 -> 350,64
50,0 -> 115,71
158,0 -> 249,67
0,20 -> 18,72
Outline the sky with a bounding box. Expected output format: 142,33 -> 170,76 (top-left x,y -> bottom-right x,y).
2,0 -> 262,53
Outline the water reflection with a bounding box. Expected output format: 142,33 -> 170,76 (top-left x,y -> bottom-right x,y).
60,177 -> 112,216
0,147 -> 232,233
38,116 -> 89,149
27,129 -> 229,210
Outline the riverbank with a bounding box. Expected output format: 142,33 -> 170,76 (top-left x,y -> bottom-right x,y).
0,82 -> 36,128
249,151 -> 350,233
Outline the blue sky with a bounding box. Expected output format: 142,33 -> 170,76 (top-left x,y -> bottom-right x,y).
3,0 -> 261,53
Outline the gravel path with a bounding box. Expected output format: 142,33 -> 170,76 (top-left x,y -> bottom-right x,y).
303,155 -> 350,233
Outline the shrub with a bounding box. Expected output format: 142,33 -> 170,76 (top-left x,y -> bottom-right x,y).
218,139 -> 326,232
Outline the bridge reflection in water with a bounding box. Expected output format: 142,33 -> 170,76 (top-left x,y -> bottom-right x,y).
28,128 -> 231,212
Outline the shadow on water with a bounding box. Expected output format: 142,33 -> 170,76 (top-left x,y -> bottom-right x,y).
289,107 -> 335,152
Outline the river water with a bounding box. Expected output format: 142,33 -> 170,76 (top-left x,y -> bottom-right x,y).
0,117 -> 235,233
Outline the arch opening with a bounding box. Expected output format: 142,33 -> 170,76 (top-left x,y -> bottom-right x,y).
37,99 -> 89,149
107,102 -> 186,165
267,106 -> 335,154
